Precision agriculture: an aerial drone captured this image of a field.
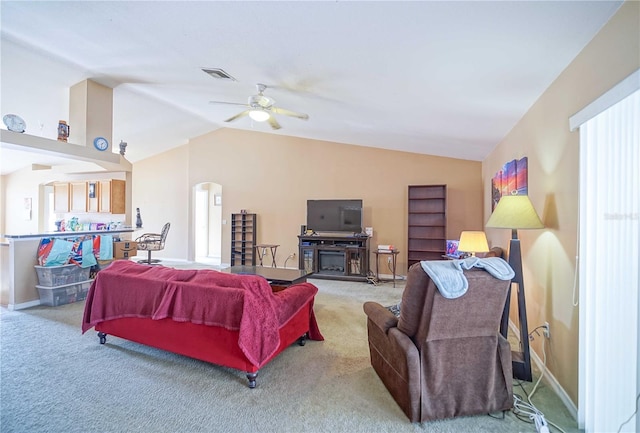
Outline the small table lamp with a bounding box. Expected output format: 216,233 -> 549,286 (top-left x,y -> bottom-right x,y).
458,231 -> 490,257
486,193 -> 544,382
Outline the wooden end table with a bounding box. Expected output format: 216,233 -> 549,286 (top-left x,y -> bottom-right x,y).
373,249 -> 400,287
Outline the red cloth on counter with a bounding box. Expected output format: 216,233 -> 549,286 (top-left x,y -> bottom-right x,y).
82,260 -> 323,367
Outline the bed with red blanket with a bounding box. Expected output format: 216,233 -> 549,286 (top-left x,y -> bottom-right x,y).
82,260 -> 323,388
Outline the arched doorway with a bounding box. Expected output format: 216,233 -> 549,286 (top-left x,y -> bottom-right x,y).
193,182 -> 222,266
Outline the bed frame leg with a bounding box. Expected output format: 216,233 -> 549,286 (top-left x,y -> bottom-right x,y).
97,332 -> 107,344
246,372 -> 258,389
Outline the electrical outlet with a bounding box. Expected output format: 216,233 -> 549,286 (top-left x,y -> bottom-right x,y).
387,257 -> 392,264
543,322 -> 550,339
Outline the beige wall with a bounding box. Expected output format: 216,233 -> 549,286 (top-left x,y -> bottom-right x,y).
482,1 -> 639,408
133,128 -> 484,272
133,145 -> 190,259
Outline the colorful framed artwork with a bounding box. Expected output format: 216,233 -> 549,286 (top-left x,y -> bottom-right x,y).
491,157 -> 528,210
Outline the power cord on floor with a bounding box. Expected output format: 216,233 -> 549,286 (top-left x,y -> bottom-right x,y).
366,274 -> 379,286
511,327 -> 567,433
513,394 -> 550,433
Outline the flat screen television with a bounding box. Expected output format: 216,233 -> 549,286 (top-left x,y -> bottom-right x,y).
306,199 -> 363,234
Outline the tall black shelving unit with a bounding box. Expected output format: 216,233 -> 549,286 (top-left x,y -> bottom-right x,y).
231,213 -> 256,266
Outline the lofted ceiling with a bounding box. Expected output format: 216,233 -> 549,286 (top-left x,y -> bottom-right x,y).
0,1 -> 623,175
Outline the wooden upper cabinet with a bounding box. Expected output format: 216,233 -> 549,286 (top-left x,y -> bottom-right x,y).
99,179 -> 126,214
69,182 -> 87,212
53,183 -> 70,213
53,179 -> 125,214
87,182 -> 99,212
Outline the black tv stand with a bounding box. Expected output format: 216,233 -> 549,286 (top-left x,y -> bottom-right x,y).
298,234 -> 370,282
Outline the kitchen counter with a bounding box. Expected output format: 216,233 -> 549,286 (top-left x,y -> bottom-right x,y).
2,228 -> 134,239
1,229 -> 136,310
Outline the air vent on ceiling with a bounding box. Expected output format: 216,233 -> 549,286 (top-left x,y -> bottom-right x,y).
201,68 -> 236,81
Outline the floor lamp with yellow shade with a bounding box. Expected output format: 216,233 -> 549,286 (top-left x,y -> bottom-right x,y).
486,193 -> 544,382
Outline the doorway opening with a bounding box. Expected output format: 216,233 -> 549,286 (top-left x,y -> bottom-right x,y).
41,184 -> 56,232
194,182 -> 222,266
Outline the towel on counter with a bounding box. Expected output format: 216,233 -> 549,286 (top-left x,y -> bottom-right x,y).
99,235 -> 113,260
421,257 -> 514,299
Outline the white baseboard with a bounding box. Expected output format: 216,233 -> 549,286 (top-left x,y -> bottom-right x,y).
9,299 -> 41,310
376,273 -> 406,281
509,320 -> 578,421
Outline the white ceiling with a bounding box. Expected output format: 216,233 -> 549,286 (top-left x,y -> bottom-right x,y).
0,1 -> 622,175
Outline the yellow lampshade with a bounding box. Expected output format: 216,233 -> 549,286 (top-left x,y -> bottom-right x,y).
486,194 -> 544,229
458,231 -> 490,255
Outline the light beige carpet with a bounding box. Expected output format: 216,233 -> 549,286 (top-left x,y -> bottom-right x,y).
0,267 -> 578,433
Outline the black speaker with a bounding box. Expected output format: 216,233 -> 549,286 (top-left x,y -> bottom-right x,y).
301,225 -> 306,235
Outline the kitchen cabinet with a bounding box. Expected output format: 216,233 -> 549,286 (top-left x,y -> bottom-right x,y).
53,183 -> 70,213
87,182 -> 99,212
98,179 -> 125,214
69,182 -> 87,213
52,179 -> 125,214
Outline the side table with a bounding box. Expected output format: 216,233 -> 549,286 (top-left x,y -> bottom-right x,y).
373,249 -> 400,287
255,244 -> 279,267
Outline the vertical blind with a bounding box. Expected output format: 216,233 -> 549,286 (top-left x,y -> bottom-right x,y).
577,88 -> 639,432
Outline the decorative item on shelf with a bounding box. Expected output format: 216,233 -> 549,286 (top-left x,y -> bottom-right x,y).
3,114 -> 26,132
118,140 -> 127,156
57,120 -> 69,142
93,136 -> 109,151
458,231 -> 489,257
486,192 -> 544,382
136,207 -> 143,228
67,217 -> 79,231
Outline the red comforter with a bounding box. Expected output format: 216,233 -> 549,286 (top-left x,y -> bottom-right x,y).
82,261 -> 323,367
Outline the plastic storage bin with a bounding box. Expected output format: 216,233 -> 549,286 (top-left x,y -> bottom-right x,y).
36,280 -> 92,307
34,264 -> 91,287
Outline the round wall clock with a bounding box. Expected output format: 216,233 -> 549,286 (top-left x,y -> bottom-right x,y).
93,136 -> 109,151
3,114 -> 26,133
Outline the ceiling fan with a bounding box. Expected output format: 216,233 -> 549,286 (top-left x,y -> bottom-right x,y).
209,83 -> 309,130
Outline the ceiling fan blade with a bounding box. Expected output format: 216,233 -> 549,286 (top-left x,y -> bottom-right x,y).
209,100 -> 249,107
224,110 -> 250,123
271,107 -> 309,120
266,115 -> 282,130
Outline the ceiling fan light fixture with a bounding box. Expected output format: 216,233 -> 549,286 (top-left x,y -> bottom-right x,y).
249,109 -> 270,122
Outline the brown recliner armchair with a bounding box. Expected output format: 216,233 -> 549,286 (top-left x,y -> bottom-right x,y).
363,262 -> 513,422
